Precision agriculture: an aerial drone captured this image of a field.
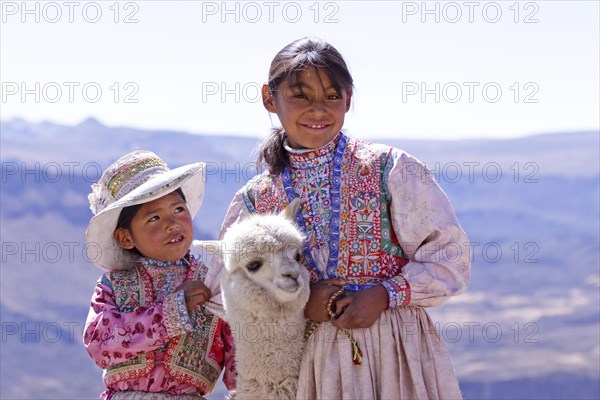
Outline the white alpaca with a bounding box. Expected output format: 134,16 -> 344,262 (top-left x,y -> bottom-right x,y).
218,201 -> 310,400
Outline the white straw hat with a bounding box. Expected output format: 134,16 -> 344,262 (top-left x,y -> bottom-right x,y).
86,150 -> 205,270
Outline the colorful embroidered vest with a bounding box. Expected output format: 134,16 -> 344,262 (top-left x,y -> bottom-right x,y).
243,134 -> 409,285
103,257 -> 224,394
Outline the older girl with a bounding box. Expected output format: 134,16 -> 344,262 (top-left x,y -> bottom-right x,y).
218,37 -> 470,399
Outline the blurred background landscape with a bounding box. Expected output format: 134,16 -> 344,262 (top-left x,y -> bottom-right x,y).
2,1 -> 599,398
1,118 -> 598,399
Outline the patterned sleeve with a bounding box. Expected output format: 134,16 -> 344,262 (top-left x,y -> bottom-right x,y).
385,150 -> 471,308
222,189 -> 253,234
204,190 -> 252,311
83,275 -> 193,369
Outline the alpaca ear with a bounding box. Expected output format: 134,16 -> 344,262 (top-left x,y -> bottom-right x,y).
280,198 -> 302,221
192,240 -> 225,261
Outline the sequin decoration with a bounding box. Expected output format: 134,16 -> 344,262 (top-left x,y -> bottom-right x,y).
107,158 -> 168,199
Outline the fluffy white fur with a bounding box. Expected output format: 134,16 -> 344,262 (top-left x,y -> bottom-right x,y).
220,202 -> 310,400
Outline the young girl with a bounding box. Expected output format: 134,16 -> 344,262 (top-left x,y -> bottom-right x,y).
83,150 -> 235,400
218,37 -> 470,399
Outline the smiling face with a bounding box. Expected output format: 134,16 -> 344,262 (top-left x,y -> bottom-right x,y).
114,191 -> 193,262
262,67 -> 352,150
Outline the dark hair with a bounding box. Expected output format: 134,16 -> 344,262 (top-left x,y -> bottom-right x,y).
258,37 -> 354,175
115,188 -> 187,256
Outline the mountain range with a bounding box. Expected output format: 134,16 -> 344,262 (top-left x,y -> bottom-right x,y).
1,118 -> 598,399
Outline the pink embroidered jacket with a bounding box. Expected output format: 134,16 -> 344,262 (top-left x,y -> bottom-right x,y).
83,255 -> 236,397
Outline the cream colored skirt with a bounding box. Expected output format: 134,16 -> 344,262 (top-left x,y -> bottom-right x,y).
297,306 -> 462,400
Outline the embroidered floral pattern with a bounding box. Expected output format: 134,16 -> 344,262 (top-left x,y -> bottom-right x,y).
104,353 -> 155,386
83,256 -> 233,395
288,149 -> 335,251
381,276 -> 411,308
165,307 -> 222,394
163,291 -> 193,336
141,257 -> 188,301
109,267 -> 148,311
244,133 -> 412,304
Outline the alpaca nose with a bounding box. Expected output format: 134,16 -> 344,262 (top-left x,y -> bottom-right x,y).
282,264 -> 300,280
283,270 -> 299,280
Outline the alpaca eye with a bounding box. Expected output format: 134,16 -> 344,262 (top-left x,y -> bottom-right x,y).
294,252 -> 302,262
246,260 -> 262,272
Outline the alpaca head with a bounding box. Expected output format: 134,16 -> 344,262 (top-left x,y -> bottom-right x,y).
220,201 -> 310,306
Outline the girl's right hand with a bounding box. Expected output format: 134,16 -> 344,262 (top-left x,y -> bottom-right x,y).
304,278 -> 346,321
176,280 -> 212,312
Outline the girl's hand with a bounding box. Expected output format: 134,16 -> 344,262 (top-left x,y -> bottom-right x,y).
331,285 -> 389,329
305,278 -> 346,322
176,280 -> 212,312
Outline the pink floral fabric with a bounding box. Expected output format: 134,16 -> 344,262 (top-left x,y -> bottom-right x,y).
83,256 -> 236,397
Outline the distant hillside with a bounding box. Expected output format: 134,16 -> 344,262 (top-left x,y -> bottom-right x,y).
1,118 -> 598,399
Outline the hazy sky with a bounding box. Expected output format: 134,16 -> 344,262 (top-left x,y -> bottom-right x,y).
2,0 -> 599,140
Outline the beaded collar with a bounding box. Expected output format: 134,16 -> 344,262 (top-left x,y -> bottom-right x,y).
137,254 -> 196,302
285,132 -> 341,170
282,132 -> 347,280
138,254 -> 191,268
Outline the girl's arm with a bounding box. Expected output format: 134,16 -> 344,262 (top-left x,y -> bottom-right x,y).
83,275 -> 194,369
206,189 -> 251,290
384,150 -> 471,308
334,149 -> 470,330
